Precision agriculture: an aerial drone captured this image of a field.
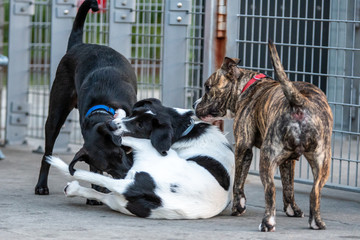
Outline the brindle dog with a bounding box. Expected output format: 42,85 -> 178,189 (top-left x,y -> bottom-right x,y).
194,40 -> 333,232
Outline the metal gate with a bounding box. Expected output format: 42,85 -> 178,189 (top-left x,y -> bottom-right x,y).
2,0 -> 360,192
227,0 -> 360,192
5,0 -> 206,148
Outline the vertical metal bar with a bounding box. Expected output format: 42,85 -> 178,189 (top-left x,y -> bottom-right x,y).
310,0 -> 316,85
249,0 -> 254,68
162,0 -> 189,108
265,0 -> 270,75
318,0 -> 324,90
108,0 -> 133,59
49,0 -> 75,152
203,0 -> 217,78
257,0 -> 263,70
6,0 -> 33,144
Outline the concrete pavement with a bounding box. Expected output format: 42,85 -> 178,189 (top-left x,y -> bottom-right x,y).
0,145 -> 359,239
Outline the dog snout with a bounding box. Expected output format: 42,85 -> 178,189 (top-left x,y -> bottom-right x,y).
108,120 -> 120,131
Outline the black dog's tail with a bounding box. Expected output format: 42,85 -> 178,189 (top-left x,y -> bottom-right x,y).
67,0 -> 99,52
268,39 -> 308,107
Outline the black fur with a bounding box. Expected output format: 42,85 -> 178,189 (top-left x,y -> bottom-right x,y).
119,98 -> 195,155
187,155 -> 230,191
124,172 -> 162,218
35,0 -> 137,195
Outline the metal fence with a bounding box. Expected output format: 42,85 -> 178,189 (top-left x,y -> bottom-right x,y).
1,0 -> 359,192
227,0 -> 360,192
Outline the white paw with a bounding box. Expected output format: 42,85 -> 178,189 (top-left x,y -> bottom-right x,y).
64,181 -> 80,197
309,218 -> 320,230
240,197 -> 246,209
286,204 -> 295,216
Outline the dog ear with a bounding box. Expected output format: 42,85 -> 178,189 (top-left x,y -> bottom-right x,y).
150,118 -> 173,156
97,123 -> 122,147
221,57 -> 240,71
133,98 -> 161,109
69,148 -> 89,175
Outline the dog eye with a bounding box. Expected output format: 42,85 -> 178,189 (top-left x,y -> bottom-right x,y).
136,122 -> 143,129
205,84 -> 211,93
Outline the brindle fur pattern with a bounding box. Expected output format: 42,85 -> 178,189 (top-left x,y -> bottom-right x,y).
195,41 -> 333,231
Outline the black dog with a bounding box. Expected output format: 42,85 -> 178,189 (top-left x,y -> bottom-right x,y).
35,0 -> 137,196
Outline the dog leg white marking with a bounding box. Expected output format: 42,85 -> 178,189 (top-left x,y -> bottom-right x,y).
286,204 -> 295,216
240,197 -> 246,208
268,216 -> 276,226
310,218 -> 320,230
47,156 -> 133,194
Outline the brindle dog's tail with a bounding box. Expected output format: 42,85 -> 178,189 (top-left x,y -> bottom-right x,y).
268,40 -> 307,107
67,0 -> 99,52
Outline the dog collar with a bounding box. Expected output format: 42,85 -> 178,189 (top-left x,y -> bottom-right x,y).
85,105 -> 116,118
241,73 -> 267,93
181,118 -> 195,137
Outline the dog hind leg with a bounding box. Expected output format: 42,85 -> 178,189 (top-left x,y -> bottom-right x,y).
304,146 -> 331,230
279,159 -> 304,217
232,146 -> 253,216
258,145 -> 294,232
35,73 -> 76,195
64,181 -> 132,215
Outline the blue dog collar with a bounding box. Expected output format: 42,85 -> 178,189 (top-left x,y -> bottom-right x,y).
181,118 -> 195,137
85,105 -> 116,118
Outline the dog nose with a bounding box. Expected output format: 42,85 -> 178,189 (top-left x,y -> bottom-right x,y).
108,121 -> 119,131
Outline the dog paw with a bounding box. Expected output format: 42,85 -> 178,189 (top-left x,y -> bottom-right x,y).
259,216 -> 276,232
64,181 -> 80,197
308,217 -> 326,230
35,186 -> 49,195
284,204 -> 304,218
231,197 -> 247,216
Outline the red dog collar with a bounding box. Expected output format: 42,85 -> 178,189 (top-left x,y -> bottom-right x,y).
241,73 -> 267,93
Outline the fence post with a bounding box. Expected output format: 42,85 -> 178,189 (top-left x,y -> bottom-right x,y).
47,0 -> 77,152
108,0 -> 135,59
162,0 -> 191,108
6,0 -> 35,144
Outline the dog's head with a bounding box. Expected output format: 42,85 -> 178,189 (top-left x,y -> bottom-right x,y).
111,98 -> 194,156
194,57 -> 251,121
69,114 -> 132,178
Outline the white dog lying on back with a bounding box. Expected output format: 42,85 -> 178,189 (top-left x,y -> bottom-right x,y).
48,98 -> 235,219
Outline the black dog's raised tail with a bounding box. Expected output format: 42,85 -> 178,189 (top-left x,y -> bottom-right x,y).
268,39 -> 307,107
67,0 -> 99,52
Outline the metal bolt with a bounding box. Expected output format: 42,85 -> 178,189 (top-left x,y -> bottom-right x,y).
122,1 -> 126,6
177,2 -> 182,8
64,9 -> 69,15
176,16 -> 182,22
121,14 -> 126,20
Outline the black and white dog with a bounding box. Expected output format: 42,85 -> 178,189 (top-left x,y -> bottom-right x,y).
35,0 -> 137,196
48,98 -> 235,219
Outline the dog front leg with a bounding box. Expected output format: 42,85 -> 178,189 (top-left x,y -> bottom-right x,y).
232,147 -> 253,216
279,159 -> 304,218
